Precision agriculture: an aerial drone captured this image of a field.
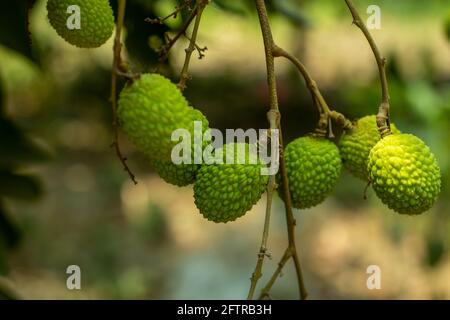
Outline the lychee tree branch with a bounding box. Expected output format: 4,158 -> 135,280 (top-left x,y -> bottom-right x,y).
110,0 -> 137,184
249,0 -> 308,300
272,46 -> 353,135
145,0 -> 193,25
157,4 -> 198,63
344,0 -> 391,137
178,0 -> 208,91
247,110 -> 278,300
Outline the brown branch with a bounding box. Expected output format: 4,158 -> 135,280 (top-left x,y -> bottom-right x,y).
344,0 -> 391,137
158,7 -> 198,64
272,46 -> 353,132
145,0 -> 193,25
247,110 -> 278,300
251,0 -> 307,300
178,1 -> 208,91
110,0 -> 137,185
258,247 -> 292,299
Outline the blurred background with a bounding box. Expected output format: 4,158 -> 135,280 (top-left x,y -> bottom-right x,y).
0,0 -> 450,299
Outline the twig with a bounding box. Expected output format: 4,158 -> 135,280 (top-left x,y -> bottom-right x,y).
145,0 -> 193,25
157,7 -> 198,64
110,0 -> 137,185
272,46 -> 353,132
178,1 -> 208,91
252,0 -> 307,300
183,33 -> 208,59
344,0 -> 391,137
247,110 -> 278,300
258,247 -> 292,299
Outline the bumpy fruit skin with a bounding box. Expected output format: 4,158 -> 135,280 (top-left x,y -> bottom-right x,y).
194,143 -> 268,223
281,136 -> 342,209
118,74 -> 209,161
150,159 -> 199,187
47,0 -> 114,48
368,133 -> 441,215
339,115 -> 400,180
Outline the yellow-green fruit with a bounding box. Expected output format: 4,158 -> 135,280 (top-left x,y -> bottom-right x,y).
281,136 -> 342,209
150,159 -> 199,187
47,0 -> 114,48
368,133 -> 441,215
339,115 -> 400,180
118,74 -> 209,161
194,143 -> 268,223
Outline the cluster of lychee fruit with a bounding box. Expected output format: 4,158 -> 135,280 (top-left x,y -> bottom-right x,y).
46,0 -> 441,222
118,73 -> 268,223
117,74 -> 441,223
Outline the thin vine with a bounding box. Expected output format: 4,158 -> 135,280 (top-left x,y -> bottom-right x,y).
249,0 -> 308,300
110,0 -> 137,185
178,0 -> 208,91
248,0 -> 357,300
344,0 -> 391,137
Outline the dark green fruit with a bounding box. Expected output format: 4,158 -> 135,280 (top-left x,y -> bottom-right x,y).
150,159 -> 199,187
47,0 -> 115,48
368,133 -> 441,215
339,115 -> 400,180
281,136 -> 342,209
193,143 -> 268,223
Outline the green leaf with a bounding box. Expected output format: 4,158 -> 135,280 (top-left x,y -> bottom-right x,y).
0,0 -> 38,62
0,171 -> 42,201
0,118 -> 50,168
0,205 -> 21,249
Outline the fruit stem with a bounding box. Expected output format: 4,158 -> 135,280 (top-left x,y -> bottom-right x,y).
110,0 -> 137,185
343,0 -> 391,137
250,0 -> 308,300
178,0 -> 208,91
272,46 -> 353,133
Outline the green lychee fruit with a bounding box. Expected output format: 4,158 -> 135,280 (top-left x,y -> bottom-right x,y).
281,136 -> 342,209
118,74 -> 209,161
368,133 -> 441,215
150,159 -> 199,187
193,143 -> 268,223
339,115 -> 400,180
47,0 -> 115,48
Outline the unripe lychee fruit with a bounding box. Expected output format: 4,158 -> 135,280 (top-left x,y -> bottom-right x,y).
194,143 -> 268,223
368,133 -> 441,215
339,115 -> 400,180
150,159 -> 199,187
118,74 -> 209,161
47,0 -> 115,48
281,136 -> 342,209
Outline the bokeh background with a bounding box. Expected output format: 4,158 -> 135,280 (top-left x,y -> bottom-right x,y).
1,0 -> 450,299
